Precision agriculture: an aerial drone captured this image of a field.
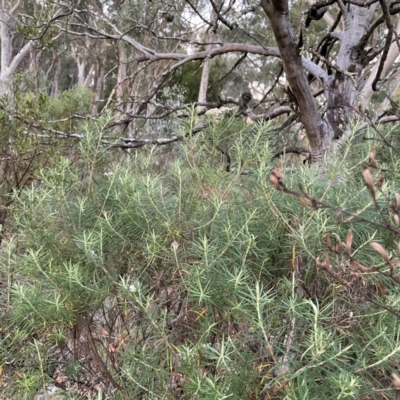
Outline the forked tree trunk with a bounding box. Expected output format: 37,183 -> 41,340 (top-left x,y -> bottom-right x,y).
260,0 -> 381,165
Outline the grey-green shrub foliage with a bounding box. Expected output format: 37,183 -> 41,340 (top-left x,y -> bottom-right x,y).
1,111 -> 400,399
0,85 -> 93,206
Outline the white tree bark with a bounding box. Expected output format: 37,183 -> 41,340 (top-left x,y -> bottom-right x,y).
71,45 -> 87,87
197,11 -> 217,114
116,41 -> 128,118
50,58 -> 62,99
0,2 -> 33,95
360,17 -> 400,109
325,3 -> 377,139
91,60 -> 105,114
197,55 -> 212,105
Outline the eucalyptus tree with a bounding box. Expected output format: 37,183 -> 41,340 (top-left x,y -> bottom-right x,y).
0,0 -> 68,96
51,0 -> 400,163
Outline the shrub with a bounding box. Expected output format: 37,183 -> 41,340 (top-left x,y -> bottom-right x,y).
1,113 -> 400,399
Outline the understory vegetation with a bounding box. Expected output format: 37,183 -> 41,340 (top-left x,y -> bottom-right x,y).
1,104 -> 400,399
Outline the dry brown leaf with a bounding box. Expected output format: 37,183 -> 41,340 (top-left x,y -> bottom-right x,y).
336,211 -> 343,224
108,343 -> 117,353
370,242 -> 391,265
376,175 -> 384,190
362,167 -> 379,208
368,148 -> 376,167
350,259 -> 373,273
396,193 -> 400,209
269,172 -> 280,188
316,256 -> 332,272
362,166 -> 373,187
269,169 -> 285,190
377,281 -> 387,298
346,229 -> 353,256
101,327 -> 110,337
272,168 -> 285,180
392,372 -> 400,390
299,196 -> 307,208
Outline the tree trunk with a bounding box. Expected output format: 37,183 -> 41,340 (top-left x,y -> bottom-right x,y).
260,0 -> 331,164
116,41 -> 128,120
77,59 -> 86,87
51,58 -> 62,99
0,5 -> 33,96
91,61 -> 105,114
197,24 -> 216,107
325,3 -> 377,138
198,56 -> 212,105
0,10 -> 14,95
260,1 -> 384,165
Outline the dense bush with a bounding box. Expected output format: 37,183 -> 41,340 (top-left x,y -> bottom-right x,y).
0,86 -> 93,206
1,112 -> 400,399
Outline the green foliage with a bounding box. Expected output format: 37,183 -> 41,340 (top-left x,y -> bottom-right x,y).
161,58 -> 228,104
1,112 -> 400,399
47,87 -> 93,130
0,85 -> 93,204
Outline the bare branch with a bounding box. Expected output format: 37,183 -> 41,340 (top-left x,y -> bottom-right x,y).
273,147 -> 311,161
245,106 -> 292,121
372,0 -> 394,91
184,0 -> 213,27
209,0 -> 236,30
344,0 -> 379,6
270,175 -> 400,235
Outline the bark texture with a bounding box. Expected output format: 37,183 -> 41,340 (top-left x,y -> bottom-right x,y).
260,0 -> 332,164
0,6 -> 32,95
325,3 -> 377,138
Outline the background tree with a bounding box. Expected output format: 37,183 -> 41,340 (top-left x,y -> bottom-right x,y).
37,0 -> 399,165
